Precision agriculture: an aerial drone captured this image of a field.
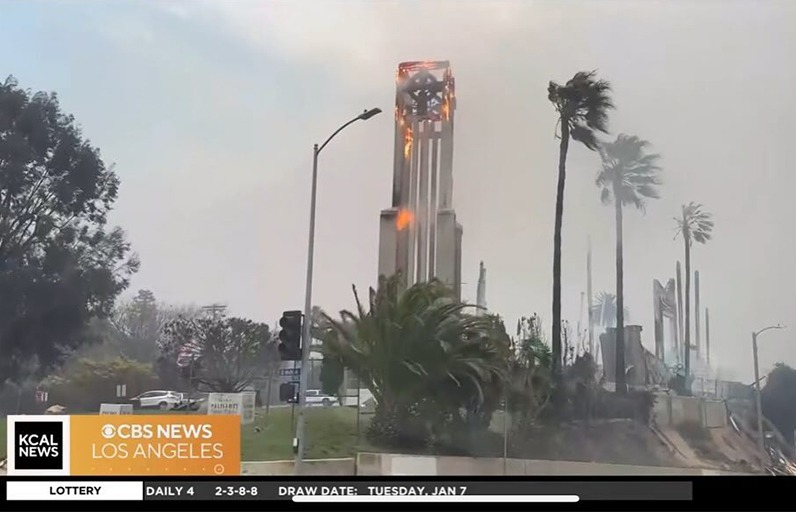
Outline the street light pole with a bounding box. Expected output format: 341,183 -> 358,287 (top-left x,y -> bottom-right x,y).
751,324 -> 784,458
293,108 -> 382,475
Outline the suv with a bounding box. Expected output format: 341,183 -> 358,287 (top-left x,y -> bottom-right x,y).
130,390 -> 182,410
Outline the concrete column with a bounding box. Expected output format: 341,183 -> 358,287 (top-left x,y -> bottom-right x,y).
378,209 -> 398,279
454,222 -> 463,300
428,133 -> 439,281
676,262 -> 684,357
406,119 -> 420,287
417,121 -> 430,282
435,210 -> 457,290
391,116 -> 404,207
439,119 -> 454,209
653,280 -> 664,361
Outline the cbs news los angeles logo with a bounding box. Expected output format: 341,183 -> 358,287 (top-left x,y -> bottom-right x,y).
6,415 -> 241,476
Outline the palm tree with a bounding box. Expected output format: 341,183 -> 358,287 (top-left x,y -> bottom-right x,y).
674,203 -> 714,390
321,273 -> 509,447
547,71 -> 614,393
596,134 -> 662,393
590,291 -> 630,328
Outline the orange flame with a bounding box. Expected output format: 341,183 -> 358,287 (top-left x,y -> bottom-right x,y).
442,96 -> 450,121
396,209 -> 414,231
403,126 -> 413,159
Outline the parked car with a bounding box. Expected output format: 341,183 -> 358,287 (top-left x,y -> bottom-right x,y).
173,393 -> 205,411
287,389 -> 338,406
130,390 -> 182,410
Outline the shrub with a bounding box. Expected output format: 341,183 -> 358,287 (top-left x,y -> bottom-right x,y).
41,357 -> 158,412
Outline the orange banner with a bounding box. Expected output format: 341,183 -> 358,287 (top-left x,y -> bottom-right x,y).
69,415 -> 241,476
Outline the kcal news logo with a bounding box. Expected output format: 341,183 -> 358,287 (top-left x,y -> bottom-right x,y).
6,416 -> 70,475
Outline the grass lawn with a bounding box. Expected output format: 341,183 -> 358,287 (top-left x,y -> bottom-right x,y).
0,406 -> 371,462
241,405 -> 374,461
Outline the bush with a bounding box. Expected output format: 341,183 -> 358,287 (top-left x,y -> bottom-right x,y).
42,357 -> 158,412
0,379 -> 42,415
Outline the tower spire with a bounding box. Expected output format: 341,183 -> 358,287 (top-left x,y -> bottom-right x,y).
476,261 -> 487,314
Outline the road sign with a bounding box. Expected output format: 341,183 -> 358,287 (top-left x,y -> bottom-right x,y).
207,392 -> 256,425
278,361 -> 302,384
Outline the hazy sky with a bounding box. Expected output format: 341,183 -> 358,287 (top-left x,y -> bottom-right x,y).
3,0 -> 795,381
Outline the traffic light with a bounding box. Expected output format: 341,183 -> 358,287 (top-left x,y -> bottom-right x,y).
279,383 -> 296,402
278,310 -> 303,361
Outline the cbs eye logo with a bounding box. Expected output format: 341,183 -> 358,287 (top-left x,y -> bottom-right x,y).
101,424 -> 117,439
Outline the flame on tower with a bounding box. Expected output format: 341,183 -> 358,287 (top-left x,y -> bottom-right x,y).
396,209 -> 414,231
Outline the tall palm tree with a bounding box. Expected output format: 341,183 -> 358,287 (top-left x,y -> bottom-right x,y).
596,134 -> 662,393
590,291 -> 630,328
547,71 -> 614,393
674,203 -> 713,390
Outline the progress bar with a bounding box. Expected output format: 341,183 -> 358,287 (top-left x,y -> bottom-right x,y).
294,495 -> 580,503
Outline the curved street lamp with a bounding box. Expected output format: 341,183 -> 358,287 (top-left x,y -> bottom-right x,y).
752,324 -> 785,457
294,108 -> 382,474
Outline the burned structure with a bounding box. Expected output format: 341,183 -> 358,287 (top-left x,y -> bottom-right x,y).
377,61 -> 462,298
653,278 -> 679,363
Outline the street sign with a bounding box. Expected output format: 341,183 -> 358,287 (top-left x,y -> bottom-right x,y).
207,392 -> 256,425
278,361 -> 302,384
100,403 -> 133,415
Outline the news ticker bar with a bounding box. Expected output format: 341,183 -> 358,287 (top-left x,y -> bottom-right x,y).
5,480 -> 692,502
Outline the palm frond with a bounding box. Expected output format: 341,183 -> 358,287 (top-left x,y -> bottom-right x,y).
590,291 -> 630,327
322,273 -> 510,415
549,70 -> 615,152
596,133 -> 663,213
674,202 -> 714,246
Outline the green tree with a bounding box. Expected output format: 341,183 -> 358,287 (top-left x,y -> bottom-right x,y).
161,315 -> 275,393
42,357 -> 158,412
596,134 -> 662,393
509,314 -> 553,428
761,363 -> 796,444
111,290 -> 198,364
0,76 -> 138,385
319,355 -> 344,398
674,202 -> 713,388
321,274 -> 509,449
547,71 -> 614,394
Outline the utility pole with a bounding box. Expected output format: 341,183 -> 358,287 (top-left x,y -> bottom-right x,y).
587,237 -> 594,355
695,271 -> 701,358
752,324 -> 785,459
705,308 -> 710,367
675,262 -> 684,363
294,108 -> 382,475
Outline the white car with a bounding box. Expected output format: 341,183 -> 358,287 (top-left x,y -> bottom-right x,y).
130,390 -> 182,410
303,390 -> 339,407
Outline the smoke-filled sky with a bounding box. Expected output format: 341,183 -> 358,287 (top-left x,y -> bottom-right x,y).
3,0 -> 795,381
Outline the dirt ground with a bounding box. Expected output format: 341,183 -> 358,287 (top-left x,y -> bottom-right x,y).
507,418 -> 762,472
509,419 -> 683,467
